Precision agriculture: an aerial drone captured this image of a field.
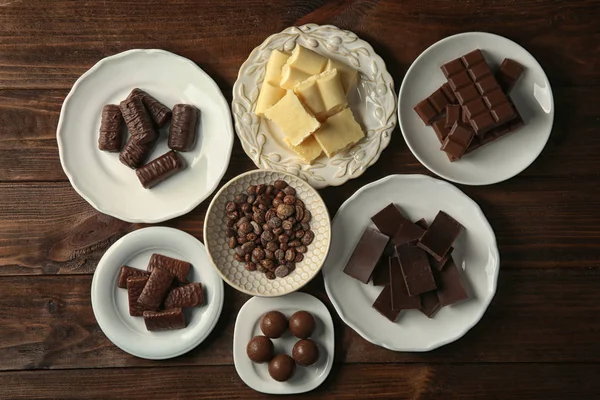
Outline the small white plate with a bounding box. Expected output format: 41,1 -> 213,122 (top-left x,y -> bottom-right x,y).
57,49 -> 234,223
91,227 -> 224,359
322,174 -> 499,351
233,292 -> 334,394
398,32 -> 554,185
232,23 -> 397,189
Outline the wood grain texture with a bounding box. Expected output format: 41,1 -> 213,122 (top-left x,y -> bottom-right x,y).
1,363 -> 599,400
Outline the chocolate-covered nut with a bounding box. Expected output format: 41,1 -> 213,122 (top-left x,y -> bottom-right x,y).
266,241 -> 278,252
292,339 -> 319,366
252,247 -> 265,261
261,259 -> 275,270
266,185 -> 275,195
245,262 -> 257,271
257,264 -> 268,273
296,245 -> 307,254
226,219 -> 236,228
266,271 -> 276,280
246,233 -> 258,242
281,220 -> 294,230
301,222 -> 310,231
268,217 -> 282,228
228,237 -> 237,249
268,354 -> 296,382
274,180 -> 288,190
278,234 -> 289,244
234,253 -> 245,262
285,249 -> 296,262
241,203 -> 252,213
280,242 -> 288,251
295,230 -> 305,239
276,191 -> 285,200
295,199 -> 305,208
288,240 -> 301,247
295,253 -> 304,263
265,209 -> 276,221
283,186 -> 296,196
275,265 -> 290,277
226,202 -> 237,212
273,227 -> 284,236
260,311 -> 287,338
241,242 -> 255,254
275,249 -> 285,261
244,253 -> 251,262
277,204 -> 294,219
265,250 -> 275,260
250,221 -> 262,235
256,184 -> 266,194
237,236 -> 247,245
272,198 -> 283,208
247,185 -> 257,195
283,195 -> 296,205
302,209 -> 311,224
301,230 -> 314,245
247,335 -> 274,363
289,310 -> 315,339
261,230 -> 275,242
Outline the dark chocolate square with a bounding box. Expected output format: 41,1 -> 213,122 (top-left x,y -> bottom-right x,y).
372,285 -> 400,322
475,75 -> 500,94
441,58 -> 464,77
483,89 -> 509,108
441,123 -> 474,159
436,258 -> 469,306
391,220 -> 426,246
455,84 -> 479,105
397,244 -> 437,296
371,203 -> 406,237
448,70 -> 472,91
463,98 -> 488,119
389,257 -> 420,311
344,227 -> 390,283
461,49 -> 485,67
417,211 -> 464,261
467,62 -> 492,81
500,58 -> 525,81
419,290 -> 441,318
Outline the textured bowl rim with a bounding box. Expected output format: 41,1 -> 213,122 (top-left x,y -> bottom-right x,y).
203,169 -> 332,297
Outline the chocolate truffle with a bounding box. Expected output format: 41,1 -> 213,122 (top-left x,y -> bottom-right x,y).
268,354 -> 296,382
289,310 -> 315,339
292,339 -> 319,366
260,310 -> 288,338
246,335 -> 274,363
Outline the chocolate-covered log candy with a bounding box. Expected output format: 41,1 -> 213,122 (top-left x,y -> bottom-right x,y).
137,267 -> 174,310
164,283 -> 204,309
147,253 -> 191,283
119,96 -> 158,145
168,104 -> 199,152
127,276 -> 149,317
135,150 -> 184,189
143,308 -> 186,331
119,135 -> 156,169
98,104 -> 124,151
128,88 -> 172,128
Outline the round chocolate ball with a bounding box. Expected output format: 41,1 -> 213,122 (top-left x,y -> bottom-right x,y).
289,310 -> 315,339
260,310 -> 288,338
292,339 -> 319,366
268,354 -> 296,382
246,335 -> 274,363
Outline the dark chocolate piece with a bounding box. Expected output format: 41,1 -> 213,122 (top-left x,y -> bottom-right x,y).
137,267 -> 175,310
143,308 -> 186,331
415,220 -> 453,271
417,211 -> 464,261
413,84 -> 457,126
127,276 -> 149,317
119,96 -> 158,145
119,134 -> 156,169
147,253 -> 191,283
164,282 -> 204,309
441,122 -> 474,161
136,150 -> 184,189
168,104 -> 199,152
397,244 -> 437,296
445,105 -> 461,128
343,227 -> 389,284
371,203 -> 407,237
117,266 -> 150,289
437,258 -> 469,306
391,219 -> 426,246
497,58 -> 525,94
98,104 -> 124,152
419,290 -> 441,318
414,218 -> 428,229
372,257 -> 390,286
128,88 -> 172,128
389,256 -> 420,311
372,285 -> 399,322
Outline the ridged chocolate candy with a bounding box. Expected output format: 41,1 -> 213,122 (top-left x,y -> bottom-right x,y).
128,88 -> 172,128
119,95 -> 158,145
168,104 -> 199,152
98,104 -> 124,152
135,150 -> 184,189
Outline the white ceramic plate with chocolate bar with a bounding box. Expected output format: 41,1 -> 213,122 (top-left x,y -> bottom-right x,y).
322,174 -> 499,351
91,227 -> 224,359
398,32 -> 554,185
57,49 -> 234,223
232,23 -> 397,189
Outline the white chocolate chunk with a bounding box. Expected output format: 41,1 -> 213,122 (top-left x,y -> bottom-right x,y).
325,59 -> 359,94
264,50 -> 290,85
279,45 -> 327,89
295,69 -> 347,120
284,136 -> 322,164
313,108 -> 364,157
255,82 -> 286,116
263,90 -> 321,146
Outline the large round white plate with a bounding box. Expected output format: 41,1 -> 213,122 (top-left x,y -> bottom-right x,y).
57,49 -> 234,223
91,227 -> 224,359
232,24 -> 397,189
398,32 -> 554,185
322,174 -> 499,351
233,292 -> 334,394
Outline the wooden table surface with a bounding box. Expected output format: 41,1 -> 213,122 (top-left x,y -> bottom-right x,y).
1,0 -> 599,398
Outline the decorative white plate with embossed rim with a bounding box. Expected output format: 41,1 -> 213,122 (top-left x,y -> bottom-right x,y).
399,32 -> 554,185
57,49 -> 234,223
204,170 -> 331,297
322,174 -> 499,351
232,24 -> 397,189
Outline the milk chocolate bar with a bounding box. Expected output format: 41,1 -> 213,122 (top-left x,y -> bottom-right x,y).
119,96 -> 158,145
117,265 -> 150,289
98,105 -> 124,152
168,104 -> 199,152
136,150 -> 184,189
143,308 -> 186,331
128,88 -> 172,128
164,283 -> 204,309
397,244 -> 436,296
413,83 -> 456,125
436,258 -> 468,306
137,267 -> 175,310
127,276 -> 149,316
147,253 -> 191,283
389,256 -> 420,311
119,135 -> 156,169
497,59 -> 524,94
445,105 -> 461,128
418,211 -> 464,261
372,285 -> 399,322
441,122 -> 475,161
343,227 -> 389,284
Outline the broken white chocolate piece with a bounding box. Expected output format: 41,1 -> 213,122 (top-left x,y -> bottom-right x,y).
263,90 -> 321,146
255,82 -> 286,116
325,59 -> 359,94
284,136 -> 322,164
313,108 -> 364,157
279,45 -> 328,89
264,50 -> 290,86
294,69 -> 347,121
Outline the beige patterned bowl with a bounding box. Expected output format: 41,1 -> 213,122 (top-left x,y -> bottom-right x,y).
204,170 -> 331,297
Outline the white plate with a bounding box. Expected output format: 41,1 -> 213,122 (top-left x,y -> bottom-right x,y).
398,32 -> 554,185
232,24 -> 397,189
91,227 -> 224,359
57,49 -> 234,223
322,174 -> 499,351
233,292 -> 334,394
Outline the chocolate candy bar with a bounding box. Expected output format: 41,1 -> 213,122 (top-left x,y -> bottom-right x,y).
119,96 -> 158,145
389,256 -> 420,311
127,276 -> 149,317
164,282 -> 204,309
343,227 -> 389,284
136,150 -> 184,189
117,265 -> 150,289
372,285 -> 399,322
371,203 -> 407,237
441,122 -> 475,161
137,267 -> 175,310
128,88 -> 172,128
416,220 -> 452,271
396,244 -> 436,296
436,258 -> 468,306
147,253 -> 191,283
445,105 -> 461,128
143,308 -> 186,331
419,290 -> 441,318
371,257 -> 390,286
413,83 -> 456,126
98,104 -> 124,152
119,135 -> 156,169
497,59 -> 524,94
417,211 -> 464,261
168,104 -> 199,152
391,219 -> 425,247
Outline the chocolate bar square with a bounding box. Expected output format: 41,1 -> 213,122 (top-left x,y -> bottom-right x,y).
445,105 -> 461,128
433,120 -> 451,143
389,257 -> 420,311
417,211 -> 464,261
372,285 -> 399,322
371,203 -> 406,237
441,123 -> 474,160
344,227 -> 389,284
455,84 -> 479,105
475,75 -> 500,94
436,258 -> 469,306
396,244 -> 436,296
497,58 -> 525,93
419,290 -> 441,318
